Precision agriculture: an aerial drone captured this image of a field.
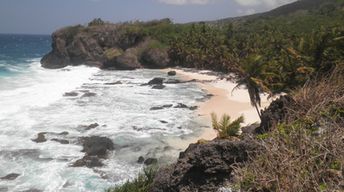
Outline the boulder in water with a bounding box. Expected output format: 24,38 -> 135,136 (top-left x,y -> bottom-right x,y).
32,133 -> 47,143
1,173 -> 20,180
81,136 -> 115,157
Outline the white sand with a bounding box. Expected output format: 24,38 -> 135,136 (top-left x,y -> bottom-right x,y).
164,68 -> 272,146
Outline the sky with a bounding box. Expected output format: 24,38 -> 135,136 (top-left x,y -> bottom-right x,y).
0,0 -> 296,34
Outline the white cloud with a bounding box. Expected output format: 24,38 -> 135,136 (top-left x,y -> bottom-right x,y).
233,0 -> 295,7
157,0 -> 216,5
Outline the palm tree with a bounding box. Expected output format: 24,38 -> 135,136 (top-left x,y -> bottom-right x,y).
233,55 -> 271,120
211,113 -> 244,138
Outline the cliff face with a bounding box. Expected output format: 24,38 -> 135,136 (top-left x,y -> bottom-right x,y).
41,23 -> 170,69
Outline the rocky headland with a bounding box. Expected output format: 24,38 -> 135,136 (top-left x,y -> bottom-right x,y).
41,19 -> 171,70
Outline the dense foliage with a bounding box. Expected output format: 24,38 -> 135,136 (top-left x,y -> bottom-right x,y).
107,1 -> 344,191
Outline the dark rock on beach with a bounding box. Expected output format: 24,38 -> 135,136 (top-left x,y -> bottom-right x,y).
32,133 -> 47,143
1,173 -> 20,180
152,85 -> 166,89
164,79 -> 182,84
174,103 -> 189,109
63,92 -> 78,97
81,92 -> 97,97
104,81 -> 122,85
150,139 -> 258,192
167,71 -> 177,76
148,78 -> 164,85
150,104 -> 173,110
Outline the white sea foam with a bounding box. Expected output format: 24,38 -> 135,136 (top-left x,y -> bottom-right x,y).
0,62 -> 207,192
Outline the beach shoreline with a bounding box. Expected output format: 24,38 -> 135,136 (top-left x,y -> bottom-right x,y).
164,68 -> 272,149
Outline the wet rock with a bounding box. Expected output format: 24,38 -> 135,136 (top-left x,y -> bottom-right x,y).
20,189 -> 43,192
137,156 -> 145,164
189,106 -> 198,110
72,156 -> 103,168
32,133 -> 47,143
148,78 -> 164,85
63,92 -> 78,97
164,79 -> 182,84
144,158 -> 158,166
167,71 -> 177,76
1,173 -> 20,180
174,103 -> 188,109
86,123 -> 99,130
82,92 -> 97,97
104,81 -> 122,85
150,104 -> 173,110
81,136 -> 115,157
150,139 -> 258,192
58,131 -> 69,136
51,139 -> 69,144
152,85 -> 166,89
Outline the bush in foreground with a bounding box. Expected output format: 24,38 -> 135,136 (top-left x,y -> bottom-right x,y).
107,167 -> 157,192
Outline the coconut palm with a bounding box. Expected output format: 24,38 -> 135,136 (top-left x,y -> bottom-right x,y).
233,55 -> 271,120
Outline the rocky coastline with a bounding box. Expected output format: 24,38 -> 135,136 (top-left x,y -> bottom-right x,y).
41,21 -> 171,70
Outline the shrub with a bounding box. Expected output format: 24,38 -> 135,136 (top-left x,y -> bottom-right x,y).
107,167 -> 157,192
211,113 -> 244,138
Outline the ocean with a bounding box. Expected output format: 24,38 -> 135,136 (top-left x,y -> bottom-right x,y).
0,34 -> 207,191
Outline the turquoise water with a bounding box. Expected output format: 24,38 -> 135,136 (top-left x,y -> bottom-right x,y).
0,34 -> 51,77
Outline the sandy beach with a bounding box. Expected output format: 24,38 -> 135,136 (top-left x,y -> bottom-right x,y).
165,68 -> 272,148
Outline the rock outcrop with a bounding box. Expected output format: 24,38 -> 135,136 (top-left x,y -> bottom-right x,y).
150,139 -> 258,192
41,21 -> 171,70
72,136 -> 115,168
256,95 -> 295,134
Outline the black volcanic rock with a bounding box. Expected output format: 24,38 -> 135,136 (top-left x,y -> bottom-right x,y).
147,78 -> 165,85
63,92 -> 78,97
150,139 -> 258,192
167,71 -> 177,76
1,173 -> 20,180
72,156 -> 103,168
72,136 -> 115,168
32,133 -> 47,143
144,158 -> 158,166
150,104 -> 173,110
81,136 -> 114,157
152,85 -> 166,89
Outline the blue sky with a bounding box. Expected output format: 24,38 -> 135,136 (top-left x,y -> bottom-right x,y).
0,0 -> 295,34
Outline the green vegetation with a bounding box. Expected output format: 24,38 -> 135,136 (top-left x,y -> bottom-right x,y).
107,1 -> 344,191
107,167 -> 157,192
235,65 -> 344,191
211,113 -> 244,138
